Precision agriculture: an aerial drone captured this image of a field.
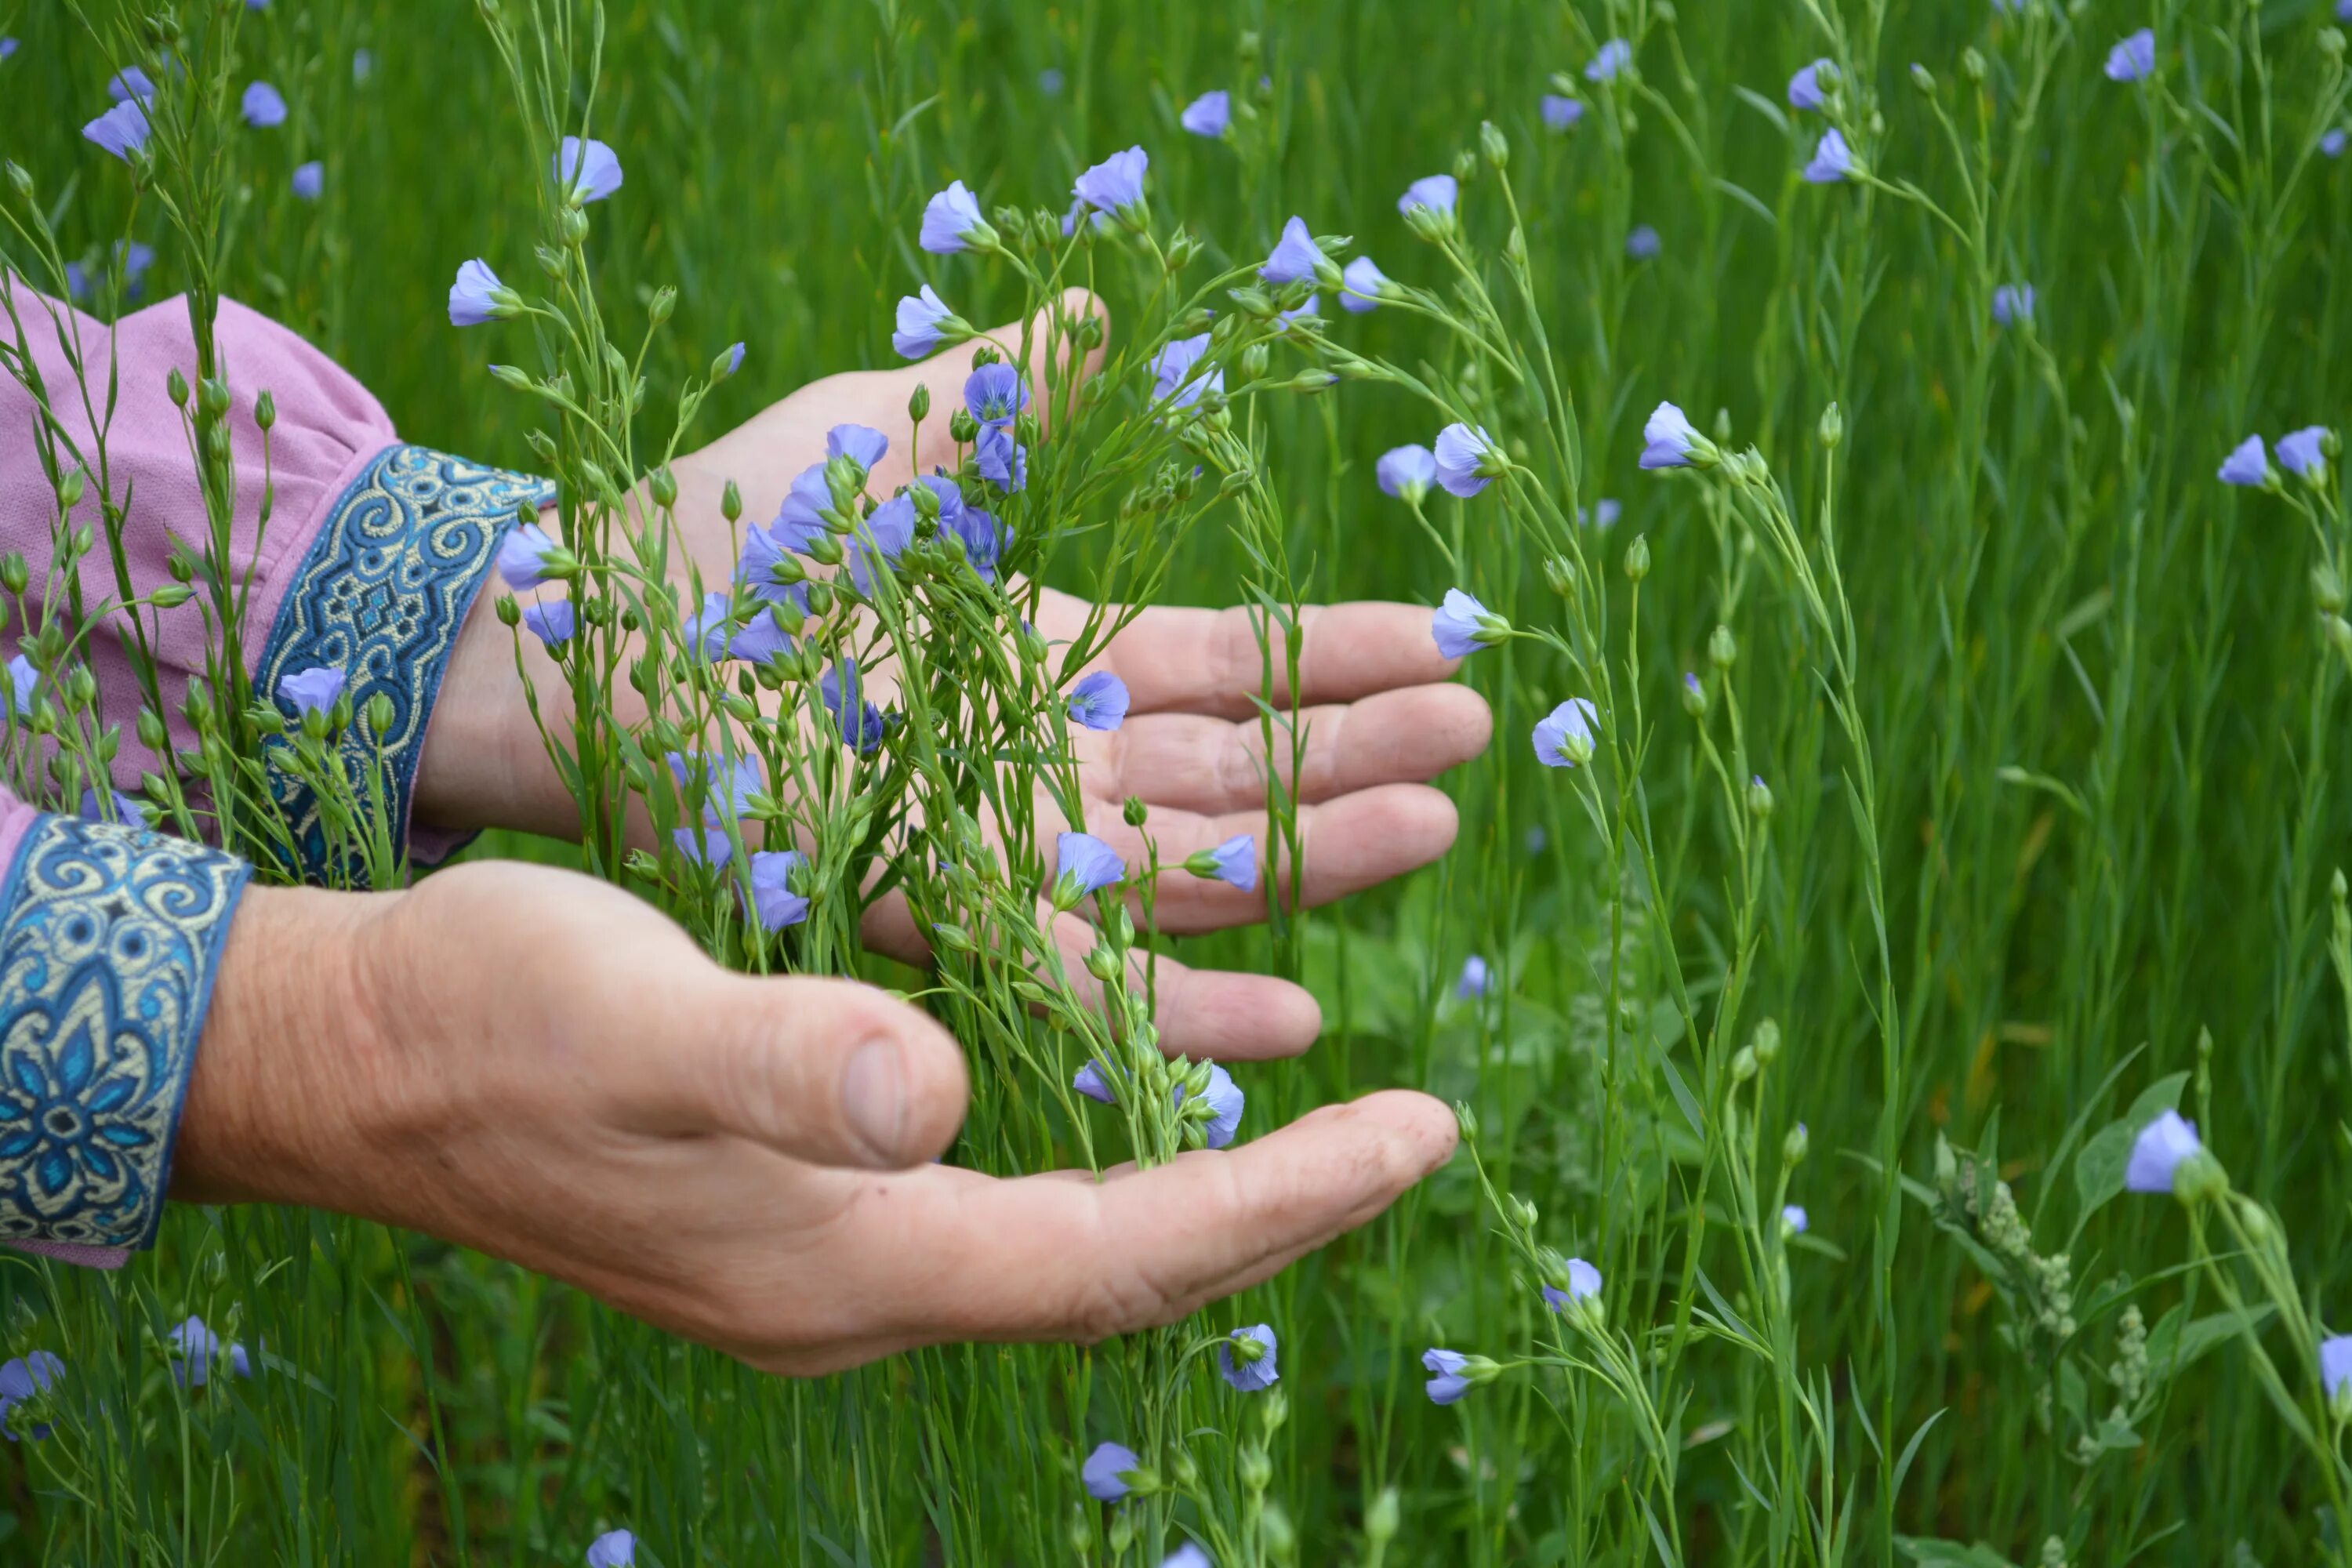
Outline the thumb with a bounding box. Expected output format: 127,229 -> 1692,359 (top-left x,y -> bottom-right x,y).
675,971 -> 971,1170
906,286 -> 1112,474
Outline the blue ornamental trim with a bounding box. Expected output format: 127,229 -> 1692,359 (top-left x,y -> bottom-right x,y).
0,815 -> 249,1250
253,443 -> 552,887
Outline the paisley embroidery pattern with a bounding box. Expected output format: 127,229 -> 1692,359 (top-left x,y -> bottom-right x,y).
0,816 -> 249,1249
254,443 -> 551,886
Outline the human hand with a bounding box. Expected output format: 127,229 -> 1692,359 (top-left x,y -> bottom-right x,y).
172,864 -> 1457,1374
418,294 -> 1492,1061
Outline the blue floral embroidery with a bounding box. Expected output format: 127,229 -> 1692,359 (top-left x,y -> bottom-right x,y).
0,816 -> 249,1250
253,443 -> 551,887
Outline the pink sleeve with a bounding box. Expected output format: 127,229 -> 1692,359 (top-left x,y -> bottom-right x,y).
0,278 -> 546,884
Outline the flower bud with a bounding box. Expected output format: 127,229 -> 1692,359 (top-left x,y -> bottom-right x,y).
1403,201 -> 1453,243
1752,1017 -> 1781,1065
55,466 -> 87,512
1747,774 -> 1774,818
1680,670 -> 1707,717
1542,554 -> 1575,597
149,583 -> 192,609
1818,401 -> 1844,449
253,390 -> 277,431
1261,1501 -> 1297,1560
560,208 -> 591,246
1730,1044 -> 1758,1083
1962,45 -> 1988,83
948,407 -> 979,445
1479,119 -> 1509,169
1365,1486 -> 1401,1544
2328,615 -> 2352,667
1783,1120 -> 1809,1167
5,162 -> 30,199
648,467 -> 679,509
1623,534 -> 1650,582
907,382 -> 931,423
167,368 -> 190,408
0,554 -> 27,596
1240,342 -> 1271,380
1709,623 -> 1738,669
495,595 -> 521,627
1454,1099 -> 1480,1142
1911,63 -> 1937,95
365,691 -> 397,735
1239,1442 -> 1272,1493
1083,940 -> 1123,982
1123,795 -> 1149,827
2315,563 -> 2346,614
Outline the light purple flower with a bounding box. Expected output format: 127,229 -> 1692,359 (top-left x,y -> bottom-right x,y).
523,600 -> 575,647
1181,90 -> 1231,138
2278,426 -> 2330,478
1073,1060 -> 1117,1103
893,284 -> 960,359
554,136 -> 623,203
1377,444 -> 1437,502
1583,499 -> 1622,528
1639,401 -> 1704,469
586,1530 -> 637,1568
681,589 -> 735,662
1067,671 -> 1130,731
2105,28 -> 2156,83
0,1352 -> 66,1442
1340,256 -> 1388,313
1788,59 -> 1835,112
5,655 -> 36,717
2218,434 -> 2270,487
1423,1348 -> 1474,1405
108,67 -> 156,102
1074,145 -> 1149,216
747,850 -> 810,931
2124,1109 -> 2202,1193
167,1316 -> 252,1387
1541,1256 -> 1602,1312
278,666 -> 345,717
499,522 -> 559,590
1177,1062 -> 1245,1149
2325,129 -> 2348,158
352,47 -> 373,82
1161,1546 -> 1212,1568
2324,1336 -> 2352,1402
1039,67 -> 1065,96
1,39 -> 21,63
822,660 -> 889,755
84,100 -> 152,162
1457,955 -> 1492,999
1782,1204 -> 1809,1233
1804,128 -> 1857,184
773,463 -> 834,551
1274,296 -> 1321,333
920,179 -> 992,253
1992,283 -> 2034,327
669,750 -> 764,825
1541,94 -> 1584,132
116,240 -> 156,292
849,492 -> 917,593
965,362 -> 1029,428
1151,333 -> 1222,410
1586,39 -> 1633,82
1055,831 -> 1127,902
727,608 -> 795,667
1432,588 -> 1501,659
1187,833 -> 1257,892
78,788 -> 146,826
1083,1441 -> 1142,1501
292,160 -> 325,200
949,503 -> 1001,582
976,425 -> 1027,492
1399,174 -> 1457,218
720,342 -> 746,377
448,259 -> 510,327
1534,697 -> 1600,768
1219,1323 -> 1279,1392
827,423 -> 889,474
1433,423 -> 1500,498
241,80 -> 288,128
1626,225 -> 1661,260
1261,215 -> 1326,286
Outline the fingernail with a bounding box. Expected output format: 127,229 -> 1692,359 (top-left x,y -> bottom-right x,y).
842,1036 -> 908,1162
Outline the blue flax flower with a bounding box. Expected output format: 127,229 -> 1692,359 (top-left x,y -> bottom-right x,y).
1074,145 -> 1149,220
747,850 -> 810,932
727,608 -> 795,667
1804,128 -> 1857,184
1219,1324 -> 1280,1392
1781,1204 -> 1809,1234
1542,1256 -> 1602,1313
292,160 -> 324,200
1341,256 -> 1388,312
523,601 -> 575,647
1788,59 -> 1835,111
78,788 -> 146,826
1083,1441 -> 1142,1501
737,524 -> 811,611
2325,1336 -> 2352,1405
1639,401 -> 1708,469
1162,1547 -> 1211,1568
1275,296 -> 1321,333
168,1316 -> 252,1387
586,1530 -> 637,1568
448,259 -> 510,327
1260,215 -> 1327,286
1457,955 -> 1492,999
827,423 -> 890,475
1534,698 -> 1600,768
1067,671 -> 1130,731
965,362 -> 1029,428
5,655 -> 36,717
1054,831 -> 1126,907
1399,174 -> 1457,218
1992,283 -> 2034,327
1432,588 -> 1504,659
822,661 -> 889,755
1073,1061 -> 1117,1104
920,179 -> 993,253
84,100 -> 152,162
893,284 -> 962,359
556,136 -> 624,203
949,503 -> 1002,581
2218,435 -> 2270,488
1377,445 -> 1437,503
681,589 -> 735,662
1433,423 -> 1501,499
1181,90 -> 1231,138
977,425 -> 1027,492
772,464 -> 834,552
1423,1348 -> 1475,1405
1176,1062 -> 1245,1149
1152,334 -> 1223,410
1185,833 -> 1258,892
109,66 -> 156,102
2325,129 -> 2347,158
2278,426 -> 2330,479
499,522 -> 560,591
0,1352 -> 65,1441
2105,29 -> 2156,82
1584,499 -> 1623,528
1626,224 -> 1661,260
848,492 -> 917,593
0,38 -> 17,62
278,666 -> 345,717
1587,39 -> 1633,82
242,81 -> 288,128
670,750 -> 764,825
2124,1109 -> 2203,1193
1542,93 -> 1584,131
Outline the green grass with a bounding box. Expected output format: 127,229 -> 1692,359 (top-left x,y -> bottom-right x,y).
4,0 -> 2352,1563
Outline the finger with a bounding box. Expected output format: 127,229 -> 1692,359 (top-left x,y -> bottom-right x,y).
855,895 -> 1323,1060
1073,599 -> 1465,720
630,967 -> 971,1171
1100,684 -> 1492,815
1076,784 -> 1462,935
896,288 -> 1112,479
858,1090 -> 1458,1347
